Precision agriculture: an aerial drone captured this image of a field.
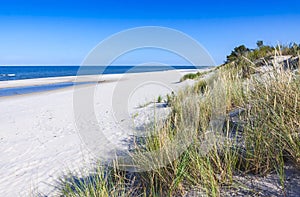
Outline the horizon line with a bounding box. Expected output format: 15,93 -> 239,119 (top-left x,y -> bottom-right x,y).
1,64 -> 216,67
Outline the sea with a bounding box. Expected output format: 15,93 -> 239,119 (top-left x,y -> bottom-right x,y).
0,66 -> 210,97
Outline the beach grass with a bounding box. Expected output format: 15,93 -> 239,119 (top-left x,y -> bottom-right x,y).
179,70 -> 212,82
58,47 -> 300,196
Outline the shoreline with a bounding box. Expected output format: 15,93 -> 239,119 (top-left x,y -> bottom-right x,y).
0,68 -> 203,89
0,69 -> 203,99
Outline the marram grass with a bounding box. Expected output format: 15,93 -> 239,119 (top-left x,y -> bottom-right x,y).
59,59 -> 299,197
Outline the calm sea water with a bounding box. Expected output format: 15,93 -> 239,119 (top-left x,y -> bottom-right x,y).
0,66 -> 207,81
0,66 -> 210,97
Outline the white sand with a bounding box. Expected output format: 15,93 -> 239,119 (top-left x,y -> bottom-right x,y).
0,69 -> 202,196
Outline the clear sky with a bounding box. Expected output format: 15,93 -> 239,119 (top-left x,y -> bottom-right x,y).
0,0 -> 300,65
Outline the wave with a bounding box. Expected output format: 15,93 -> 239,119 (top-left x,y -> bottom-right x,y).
0,74 -> 16,77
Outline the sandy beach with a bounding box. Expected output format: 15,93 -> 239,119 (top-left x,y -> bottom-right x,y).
0,69 -> 200,196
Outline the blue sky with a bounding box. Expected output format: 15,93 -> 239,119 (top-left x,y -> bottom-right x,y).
0,0 -> 300,65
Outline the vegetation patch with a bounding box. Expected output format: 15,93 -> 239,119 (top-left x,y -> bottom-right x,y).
58,42 -> 300,197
